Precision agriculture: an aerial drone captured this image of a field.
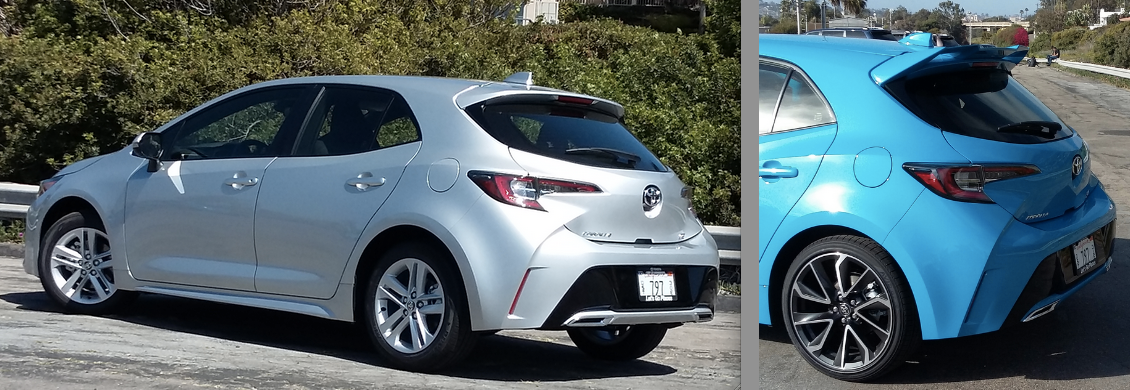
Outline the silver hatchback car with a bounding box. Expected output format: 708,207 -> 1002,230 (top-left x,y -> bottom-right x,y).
22,72 -> 720,371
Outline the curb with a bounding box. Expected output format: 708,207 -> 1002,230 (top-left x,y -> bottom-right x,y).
0,241 -> 745,313
716,294 -> 741,313
0,242 -> 22,258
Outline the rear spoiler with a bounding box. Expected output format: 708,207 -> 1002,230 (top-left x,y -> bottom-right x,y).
872,33 -> 1029,85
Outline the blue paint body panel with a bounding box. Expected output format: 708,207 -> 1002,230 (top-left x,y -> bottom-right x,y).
758,34 -> 1116,340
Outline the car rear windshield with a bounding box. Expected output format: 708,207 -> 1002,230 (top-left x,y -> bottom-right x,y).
886,68 -> 1073,144
466,102 -> 667,172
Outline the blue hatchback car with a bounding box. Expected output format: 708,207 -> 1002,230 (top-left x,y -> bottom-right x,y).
759,34 -> 1117,381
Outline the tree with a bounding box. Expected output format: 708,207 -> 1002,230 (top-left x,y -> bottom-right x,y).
933,1 -> 967,43
842,0 -> 866,16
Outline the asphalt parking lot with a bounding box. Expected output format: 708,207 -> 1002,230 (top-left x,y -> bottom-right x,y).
759,65 -> 1130,388
0,253 -> 740,389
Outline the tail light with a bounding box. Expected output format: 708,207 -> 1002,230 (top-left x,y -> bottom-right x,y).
468,171 -> 601,211
903,164 -> 1040,203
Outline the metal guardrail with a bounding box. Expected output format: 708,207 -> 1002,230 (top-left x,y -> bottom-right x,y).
1056,60 -> 1130,80
0,182 -> 35,220
0,181 -> 742,265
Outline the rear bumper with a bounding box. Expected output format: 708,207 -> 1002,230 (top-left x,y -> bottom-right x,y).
498,227 -> 720,330
561,307 -> 715,328
1002,222 -> 1115,326
884,183 -> 1116,339
537,264 -> 718,330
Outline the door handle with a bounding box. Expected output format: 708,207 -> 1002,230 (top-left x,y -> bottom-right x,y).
759,161 -> 798,183
224,176 -> 259,189
347,173 -> 386,190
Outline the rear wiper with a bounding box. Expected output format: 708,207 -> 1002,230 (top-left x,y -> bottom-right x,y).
997,121 -> 1062,139
565,147 -> 640,168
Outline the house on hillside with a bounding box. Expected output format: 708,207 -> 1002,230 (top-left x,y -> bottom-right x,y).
516,0 -> 560,25
1090,8 -> 1126,29
571,0 -> 701,7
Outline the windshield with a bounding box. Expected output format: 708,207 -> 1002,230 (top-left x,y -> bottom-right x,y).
887,68 -> 1073,144
466,102 -> 668,172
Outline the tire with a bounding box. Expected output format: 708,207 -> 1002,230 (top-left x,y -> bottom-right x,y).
38,211 -> 136,314
780,235 -> 919,382
362,242 -> 477,372
567,324 -> 667,361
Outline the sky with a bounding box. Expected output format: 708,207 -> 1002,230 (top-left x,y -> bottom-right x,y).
859,0 -> 1044,17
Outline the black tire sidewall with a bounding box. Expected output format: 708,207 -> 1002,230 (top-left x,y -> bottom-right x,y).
567,324 -> 668,361
779,236 -> 919,382
362,242 -> 475,372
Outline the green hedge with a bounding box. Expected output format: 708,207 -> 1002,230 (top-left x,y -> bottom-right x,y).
1094,22 -> 1130,69
0,0 -> 741,226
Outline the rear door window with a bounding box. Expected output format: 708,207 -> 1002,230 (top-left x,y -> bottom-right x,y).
887,68 -> 1072,144
466,101 -> 667,172
846,30 -> 866,38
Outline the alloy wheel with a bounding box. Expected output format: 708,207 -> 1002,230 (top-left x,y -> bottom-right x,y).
374,258 -> 446,354
789,251 -> 894,372
48,227 -> 116,304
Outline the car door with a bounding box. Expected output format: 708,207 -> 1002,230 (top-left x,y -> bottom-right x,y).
124,85 -> 315,291
252,85 -> 422,298
758,60 -> 838,260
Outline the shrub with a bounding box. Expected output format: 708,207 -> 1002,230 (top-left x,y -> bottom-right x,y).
992,25 -> 1022,47
1030,32 -> 1051,52
0,2 -> 742,226
1050,27 -> 1087,49
1093,21 -> 1130,68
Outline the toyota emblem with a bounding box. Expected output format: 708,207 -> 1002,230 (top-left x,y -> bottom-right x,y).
1072,155 -> 1083,178
642,185 -> 662,211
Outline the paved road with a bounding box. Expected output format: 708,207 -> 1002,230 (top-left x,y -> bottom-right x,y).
759,65 -> 1130,388
0,256 -> 740,389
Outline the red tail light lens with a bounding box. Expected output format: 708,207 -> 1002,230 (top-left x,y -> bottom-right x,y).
555,96 -> 595,105
468,171 -> 601,211
903,164 -> 1040,203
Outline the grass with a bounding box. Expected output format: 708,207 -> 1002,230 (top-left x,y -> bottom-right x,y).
0,219 -> 25,244
720,281 -> 741,295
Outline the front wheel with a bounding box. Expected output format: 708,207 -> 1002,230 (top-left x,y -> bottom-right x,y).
362,242 -> 477,372
567,324 -> 667,361
781,235 -> 919,382
38,211 -> 136,314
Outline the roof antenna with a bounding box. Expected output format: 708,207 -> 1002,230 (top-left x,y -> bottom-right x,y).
503,72 -> 533,89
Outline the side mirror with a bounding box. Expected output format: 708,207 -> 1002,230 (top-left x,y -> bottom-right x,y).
131,132 -> 163,172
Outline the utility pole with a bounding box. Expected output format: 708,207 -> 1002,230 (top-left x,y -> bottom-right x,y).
797,0 -> 802,34
822,0 -> 827,29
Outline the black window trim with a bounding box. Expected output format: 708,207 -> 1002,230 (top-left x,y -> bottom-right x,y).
758,57 -> 838,135
290,83 -> 424,157
159,84 -> 319,161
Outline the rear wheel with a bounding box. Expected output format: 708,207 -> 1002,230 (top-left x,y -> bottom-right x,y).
362,242 -> 477,372
781,235 -> 919,382
567,324 -> 667,361
38,211 -> 136,314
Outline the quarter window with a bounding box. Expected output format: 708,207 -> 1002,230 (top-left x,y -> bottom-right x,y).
772,70 -> 835,132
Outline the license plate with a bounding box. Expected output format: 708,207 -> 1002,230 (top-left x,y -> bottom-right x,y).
1073,236 -> 1098,275
638,269 -> 677,302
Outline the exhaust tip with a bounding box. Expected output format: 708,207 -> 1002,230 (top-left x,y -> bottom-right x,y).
1022,300 -> 1060,322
